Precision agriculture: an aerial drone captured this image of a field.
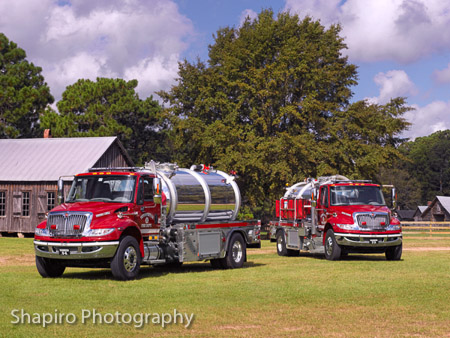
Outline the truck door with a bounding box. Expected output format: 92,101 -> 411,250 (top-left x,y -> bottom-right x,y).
136,175 -> 160,239
318,185 -> 328,230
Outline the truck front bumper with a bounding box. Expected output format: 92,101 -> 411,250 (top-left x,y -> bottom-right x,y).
334,233 -> 402,247
34,240 -> 119,260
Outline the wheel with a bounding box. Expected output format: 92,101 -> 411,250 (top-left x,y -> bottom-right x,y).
111,236 -> 141,280
324,229 -> 342,260
223,233 -> 246,269
385,244 -> 402,261
276,231 -> 288,256
35,256 -> 66,278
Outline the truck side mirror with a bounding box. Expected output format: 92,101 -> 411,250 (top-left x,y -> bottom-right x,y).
57,178 -> 64,205
391,187 -> 397,210
153,178 -> 162,205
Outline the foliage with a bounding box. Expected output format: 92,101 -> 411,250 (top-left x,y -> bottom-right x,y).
159,10 -> 410,219
41,78 -> 169,165
397,130 -> 450,205
0,33 -> 54,138
377,166 -> 422,210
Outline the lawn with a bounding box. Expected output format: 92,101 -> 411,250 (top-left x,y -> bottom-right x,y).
0,235 -> 449,337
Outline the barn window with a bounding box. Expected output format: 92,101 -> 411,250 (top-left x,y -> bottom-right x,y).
47,192 -> 56,211
22,192 -> 30,217
0,191 -> 5,216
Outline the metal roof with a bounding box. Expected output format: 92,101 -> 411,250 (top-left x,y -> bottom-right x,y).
436,196 -> 450,214
421,196 -> 450,217
0,137 -> 126,181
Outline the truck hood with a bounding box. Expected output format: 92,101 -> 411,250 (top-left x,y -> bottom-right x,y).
331,204 -> 391,214
51,201 -> 131,215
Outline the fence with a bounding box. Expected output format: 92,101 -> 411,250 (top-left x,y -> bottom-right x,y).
401,222 -> 450,237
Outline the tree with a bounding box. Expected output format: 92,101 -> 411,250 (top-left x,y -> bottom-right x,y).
0,33 -> 54,138
399,130 -> 450,204
324,98 -> 411,178
41,78 -> 168,165
159,10 -> 410,219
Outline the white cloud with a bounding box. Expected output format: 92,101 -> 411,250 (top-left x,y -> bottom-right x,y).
366,70 -> 417,104
0,0 -> 194,101
404,101 -> 450,139
124,55 -> 180,98
433,63 -> 450,84
284,0 -> 450,63
239,9 -> 258,26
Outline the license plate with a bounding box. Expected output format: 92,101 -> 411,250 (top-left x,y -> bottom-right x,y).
59,248 -> 70,256
369,239 -> 379,244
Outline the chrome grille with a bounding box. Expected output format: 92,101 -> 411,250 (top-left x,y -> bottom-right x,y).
47,212 -> 91,237
355,213 -> 389,230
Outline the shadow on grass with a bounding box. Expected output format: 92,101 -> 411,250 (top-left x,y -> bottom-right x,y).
60,261 -> 265,281
286,252 -> 397,262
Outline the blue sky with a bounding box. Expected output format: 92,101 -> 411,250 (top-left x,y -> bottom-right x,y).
1,0 -> 450,139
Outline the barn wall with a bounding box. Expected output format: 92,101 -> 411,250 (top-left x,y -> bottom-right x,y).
0,140 -> 133,234
93,142 -> 132,168
0,182 -> 57,233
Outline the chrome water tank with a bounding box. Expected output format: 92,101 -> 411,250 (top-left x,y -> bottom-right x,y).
157,166 -> 241,224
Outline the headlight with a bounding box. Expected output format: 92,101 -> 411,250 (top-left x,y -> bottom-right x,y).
85,228 -> 115,237
35,227 -> 51,236
388,225 -> 401,231
336,224 -> 358,230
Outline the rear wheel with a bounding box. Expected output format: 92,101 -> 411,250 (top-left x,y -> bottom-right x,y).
276,231 -> 288,256
385,244 -> 402,261
223,233 -> 246,269
36,256 -> 66,277
111,236 -> 141,280
324,229 -> 342,260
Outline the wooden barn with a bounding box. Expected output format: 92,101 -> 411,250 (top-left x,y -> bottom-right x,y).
420,196 -> 450,222
413,206 -> 428,221
0,137 -> 133,234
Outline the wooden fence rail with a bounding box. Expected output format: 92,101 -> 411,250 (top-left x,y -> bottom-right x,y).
401,222 -> 450,237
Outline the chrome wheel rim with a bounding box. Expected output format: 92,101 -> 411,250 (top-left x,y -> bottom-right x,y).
123,246 -> 137,272
277,236 -> 283,253
326,236 -> 333,256
232,241 -> 243,263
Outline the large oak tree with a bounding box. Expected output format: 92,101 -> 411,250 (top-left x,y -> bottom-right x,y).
159,10 -> 410,218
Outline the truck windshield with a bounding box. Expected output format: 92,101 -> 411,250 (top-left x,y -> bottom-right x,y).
66,175 -> 136,203
330,185 -> 386,206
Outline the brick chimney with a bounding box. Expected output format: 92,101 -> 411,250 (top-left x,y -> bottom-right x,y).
43,129 -> 52,138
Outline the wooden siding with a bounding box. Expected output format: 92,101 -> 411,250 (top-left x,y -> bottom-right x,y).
93,141 -> 133,168
421,201 -> 450,222
0,182 -> 57,233
0,140 -> 133,233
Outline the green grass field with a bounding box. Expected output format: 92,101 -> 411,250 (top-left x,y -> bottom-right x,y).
0,235 -> 449,337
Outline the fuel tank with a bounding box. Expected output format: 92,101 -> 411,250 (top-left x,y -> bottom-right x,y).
156,165 -> 241,224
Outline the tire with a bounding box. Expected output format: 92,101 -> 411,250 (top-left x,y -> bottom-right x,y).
223,233 -> 246,269
324,229 -> 342,261
385,244 -> 402,261
276,231 -> 288,256
35,256 -> 66,278
111,236 -> 141,280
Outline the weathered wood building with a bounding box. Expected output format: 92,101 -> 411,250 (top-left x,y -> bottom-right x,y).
413,206 -> 428,221
420,196 -> 450,222
0,137 -> 133,234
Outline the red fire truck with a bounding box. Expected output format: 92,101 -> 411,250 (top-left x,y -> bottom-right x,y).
34,162 -> 260,280
269,175 -> 402,260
